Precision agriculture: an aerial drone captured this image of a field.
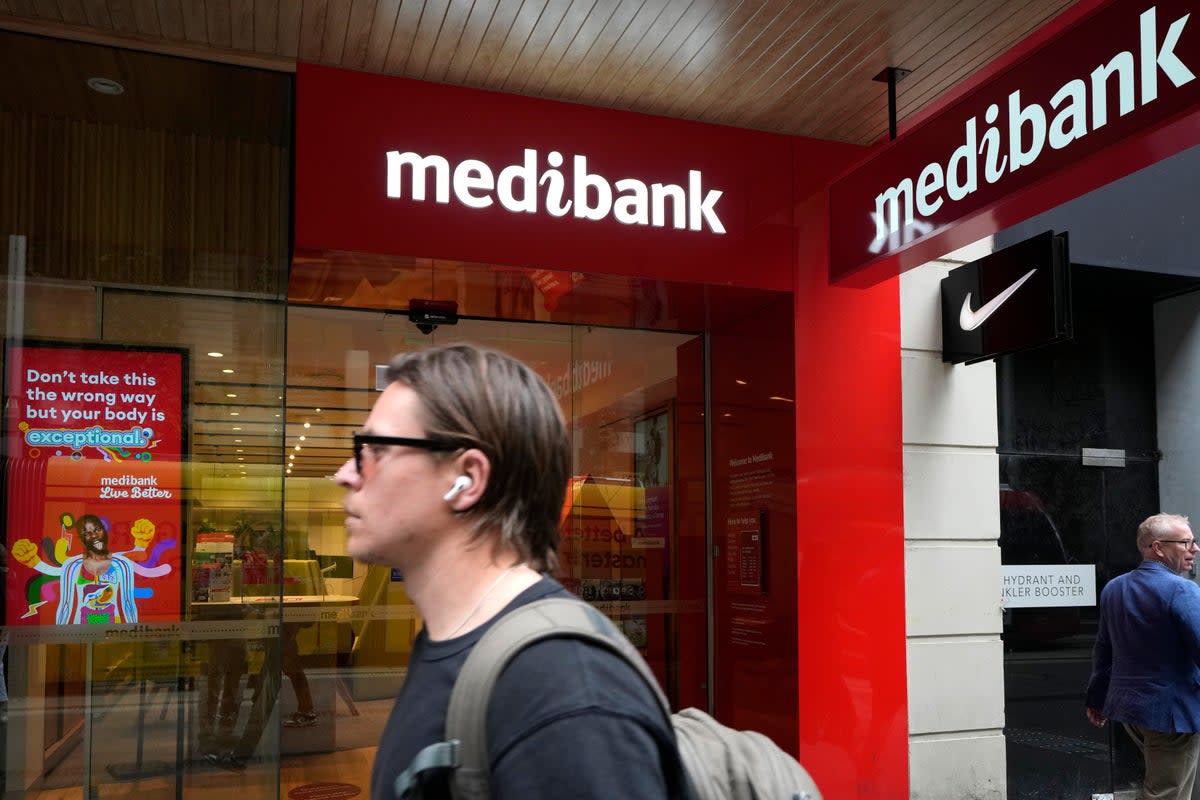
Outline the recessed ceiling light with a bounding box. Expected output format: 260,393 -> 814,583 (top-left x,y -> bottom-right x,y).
299,435 -> 306,441
294,445 -> 301,451
232,426 -> 242,431
303,422 -> 311,429
222,369 -> 234,374
86,77 -> 124,95
226,393 -> 237,398
208,352 -> 224,358
230,412 -> 239,416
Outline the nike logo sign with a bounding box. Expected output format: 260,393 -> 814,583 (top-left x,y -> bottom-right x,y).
959,268 -> 1037,331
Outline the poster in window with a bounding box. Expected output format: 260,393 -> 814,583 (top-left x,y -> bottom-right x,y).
633,407 -> 670,550
4,342 -> 186,626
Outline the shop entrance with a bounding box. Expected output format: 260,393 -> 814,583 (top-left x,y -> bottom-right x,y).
996,143 -> 1200,799
272,298 -> 709,786
0,21 -> 802,784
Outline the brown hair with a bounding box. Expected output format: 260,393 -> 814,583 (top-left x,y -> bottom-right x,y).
385,344 -> 570,572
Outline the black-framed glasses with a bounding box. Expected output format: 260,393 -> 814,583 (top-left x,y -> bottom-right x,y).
352,432 -> 464,474
1159,539 -> 1199,549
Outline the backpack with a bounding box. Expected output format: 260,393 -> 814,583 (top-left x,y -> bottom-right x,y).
393,597 -> 823,800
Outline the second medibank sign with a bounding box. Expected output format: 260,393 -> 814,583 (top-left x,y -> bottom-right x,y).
830,0 -> 1200,284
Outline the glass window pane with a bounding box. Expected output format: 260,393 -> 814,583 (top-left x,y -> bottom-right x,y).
0,30 -> 290,799
286,303 -> 708,760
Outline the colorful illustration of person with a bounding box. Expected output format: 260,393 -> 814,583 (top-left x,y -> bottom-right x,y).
12,514 -> 171,624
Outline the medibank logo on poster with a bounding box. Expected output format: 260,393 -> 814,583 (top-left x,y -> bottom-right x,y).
870,6 -> 1194,254
385,149 -> 727,234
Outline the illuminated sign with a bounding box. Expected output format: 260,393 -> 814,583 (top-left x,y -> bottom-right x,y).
385,148 -> 726,234
829,0 -> 1200,284
940,230 -> 1072,364
296,65 -> 842,291
871,7 -> 1192,254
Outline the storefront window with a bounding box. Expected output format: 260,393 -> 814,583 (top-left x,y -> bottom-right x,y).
0,30 -> 291,796
0,28 -> 803,800
996,144 -> 1200,797
281,277 -> 711,736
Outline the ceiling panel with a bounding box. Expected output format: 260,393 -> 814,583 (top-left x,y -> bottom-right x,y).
0,2 -> 1083,481
0,0 -> 1077,144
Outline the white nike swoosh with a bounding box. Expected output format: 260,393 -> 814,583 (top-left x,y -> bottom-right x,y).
959,268 -> 1038,332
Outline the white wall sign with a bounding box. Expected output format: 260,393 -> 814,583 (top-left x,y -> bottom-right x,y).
1001,564 -> 1096,607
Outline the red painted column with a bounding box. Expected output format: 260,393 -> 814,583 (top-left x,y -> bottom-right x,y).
793,189 -> 907,798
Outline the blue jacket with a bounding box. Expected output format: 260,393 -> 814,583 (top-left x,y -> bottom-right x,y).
1086,560 -> 1200,733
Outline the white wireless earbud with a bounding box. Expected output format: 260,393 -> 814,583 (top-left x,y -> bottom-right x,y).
443,475 -> 473,501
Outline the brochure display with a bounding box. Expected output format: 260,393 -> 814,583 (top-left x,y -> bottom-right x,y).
4,342 -> 186,626
192,532 -> 234,603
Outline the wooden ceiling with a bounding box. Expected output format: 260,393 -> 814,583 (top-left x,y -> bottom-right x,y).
0,0 -> 1077,145
0,27 -> 290,143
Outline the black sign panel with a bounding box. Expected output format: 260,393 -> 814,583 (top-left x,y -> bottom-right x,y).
941,231 -> 1072,364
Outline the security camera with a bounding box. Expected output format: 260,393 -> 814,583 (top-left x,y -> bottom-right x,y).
408,299 -> 459,335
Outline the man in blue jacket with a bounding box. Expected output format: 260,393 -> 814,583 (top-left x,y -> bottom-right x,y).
1087,513 -> 1200,800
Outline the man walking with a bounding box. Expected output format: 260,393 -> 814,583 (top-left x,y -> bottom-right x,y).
1087,513 -> 1200,800
335,344 -> 688,799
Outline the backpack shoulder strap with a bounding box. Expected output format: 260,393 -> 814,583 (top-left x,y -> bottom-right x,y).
446,597 -> 672,800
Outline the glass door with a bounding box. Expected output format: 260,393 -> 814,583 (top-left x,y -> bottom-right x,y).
276,306 -> 708,793
998,256 -> 1200,798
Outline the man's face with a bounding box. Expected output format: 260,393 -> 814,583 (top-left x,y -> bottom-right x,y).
79,519 -> 108,555
334,383 -> 457,568
1158,523 -> 1197,575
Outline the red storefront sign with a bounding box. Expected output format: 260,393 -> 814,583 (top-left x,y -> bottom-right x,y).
295,63 -> 856,292
4,343 -> 185,626
292,62 -> 897,799
830,0 -> 1200,285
